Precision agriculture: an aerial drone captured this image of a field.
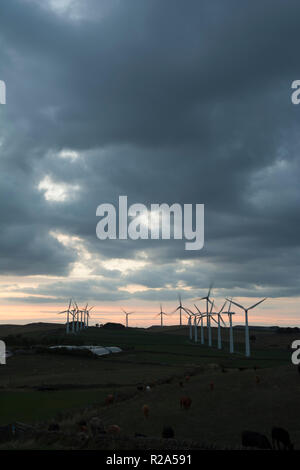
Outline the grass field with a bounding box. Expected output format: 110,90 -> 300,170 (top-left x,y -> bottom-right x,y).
0,323 -> 298,449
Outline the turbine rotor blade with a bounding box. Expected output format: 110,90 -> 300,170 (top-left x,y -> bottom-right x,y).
194,304 -> 201,314
248,298 -> 267,310
226,298 -> 244,310
218,301 -> 227,314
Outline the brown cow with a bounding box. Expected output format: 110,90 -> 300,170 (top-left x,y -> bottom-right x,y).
180,396 -> 192,410
77,420 -> 88,433
143,404 -> 150,418
105,394 -> 114,406
107,424 -> 121,435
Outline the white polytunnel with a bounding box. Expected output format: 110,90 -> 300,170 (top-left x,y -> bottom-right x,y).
49,345 -> 122,356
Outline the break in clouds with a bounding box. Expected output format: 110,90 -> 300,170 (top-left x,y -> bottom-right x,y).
0,0 -> 300,306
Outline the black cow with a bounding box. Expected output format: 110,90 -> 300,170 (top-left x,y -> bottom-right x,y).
242,430 -> 272,450
272,427 -> 293,450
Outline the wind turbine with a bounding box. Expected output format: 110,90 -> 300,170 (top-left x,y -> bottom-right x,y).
226,298 -> 267,357
83,303 -> 92,328
194,304 -> 205,345
214,301 -> 227,350
77,305 -> 85,330
156,304 -> 168,327
180,307 -> 193,340
82,303 -> 88,328
121,308 -> 134,328
58,299 -> 72,334
173,294 -> 185,326
86,305 -> 94,327
184,308 -> 196,342
197,285 -> 213,347
186,307 -> 201,343
223,298 -> 235,353
73,301 -> 80,332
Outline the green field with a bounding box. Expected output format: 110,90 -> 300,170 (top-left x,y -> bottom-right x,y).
0,323 -> 298,449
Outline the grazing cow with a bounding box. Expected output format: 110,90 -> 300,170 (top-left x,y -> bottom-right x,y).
185,375 -> 190,382
242,431 -> 272,450
272,427 -> 294,450
180,396 -> 192,410
143,404 -> 150,418
89,416 -> 105,436
105,394 -> 114,406
179,381 -> 183,388
255,375 -> 260,384
210,382 -> 214,391
137,385 -> 144,391
77,420 -> 88,433
162,426 -> 175,439
146,385 -> 151,392
107,424 -> 121,435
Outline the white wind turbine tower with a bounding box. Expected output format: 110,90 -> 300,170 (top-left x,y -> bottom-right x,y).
58,299 -> 72,334
78,305 -> 85,330
122,308 -> 134,328
186,308 -> 200,343
197,285 -> 213,347
214,301 -> 227,350
70,303 -> 76,333
206,299 -> 214,346
226,297 -> 267,357
73,301 -> 80,332
86,305 -> 93,327
156,304 -> 168,327
82,303 -> 88,328
173,294 -> 185,326
62,299 -> 77,334
223,299 -> 235,353
83,303 -> 92,328
194,304 -> 206,345
183,308 -> 193,340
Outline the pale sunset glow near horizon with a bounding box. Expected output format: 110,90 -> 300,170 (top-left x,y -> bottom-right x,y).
0,297 -> 299,328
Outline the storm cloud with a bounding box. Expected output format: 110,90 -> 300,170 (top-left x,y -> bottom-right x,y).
0,0 -> 300,310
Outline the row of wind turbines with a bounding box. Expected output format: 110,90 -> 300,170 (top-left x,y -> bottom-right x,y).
58,299 -> 94,334
121,287 -> 266,357
59,287 -> 266,358
171,286 -> 266,357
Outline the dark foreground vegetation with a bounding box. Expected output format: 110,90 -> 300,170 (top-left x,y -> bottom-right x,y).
0,323 -> 298,450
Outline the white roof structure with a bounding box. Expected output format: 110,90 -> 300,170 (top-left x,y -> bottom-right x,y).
106,346 -> 122,353
49,345 -> 122,356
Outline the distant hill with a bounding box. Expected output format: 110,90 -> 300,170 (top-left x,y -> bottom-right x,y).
0,322 -> 64,338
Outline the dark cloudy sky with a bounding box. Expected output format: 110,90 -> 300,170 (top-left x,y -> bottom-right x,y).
0,0 -> 300,326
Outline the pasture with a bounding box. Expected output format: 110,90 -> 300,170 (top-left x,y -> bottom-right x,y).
0,323 -> 298,449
